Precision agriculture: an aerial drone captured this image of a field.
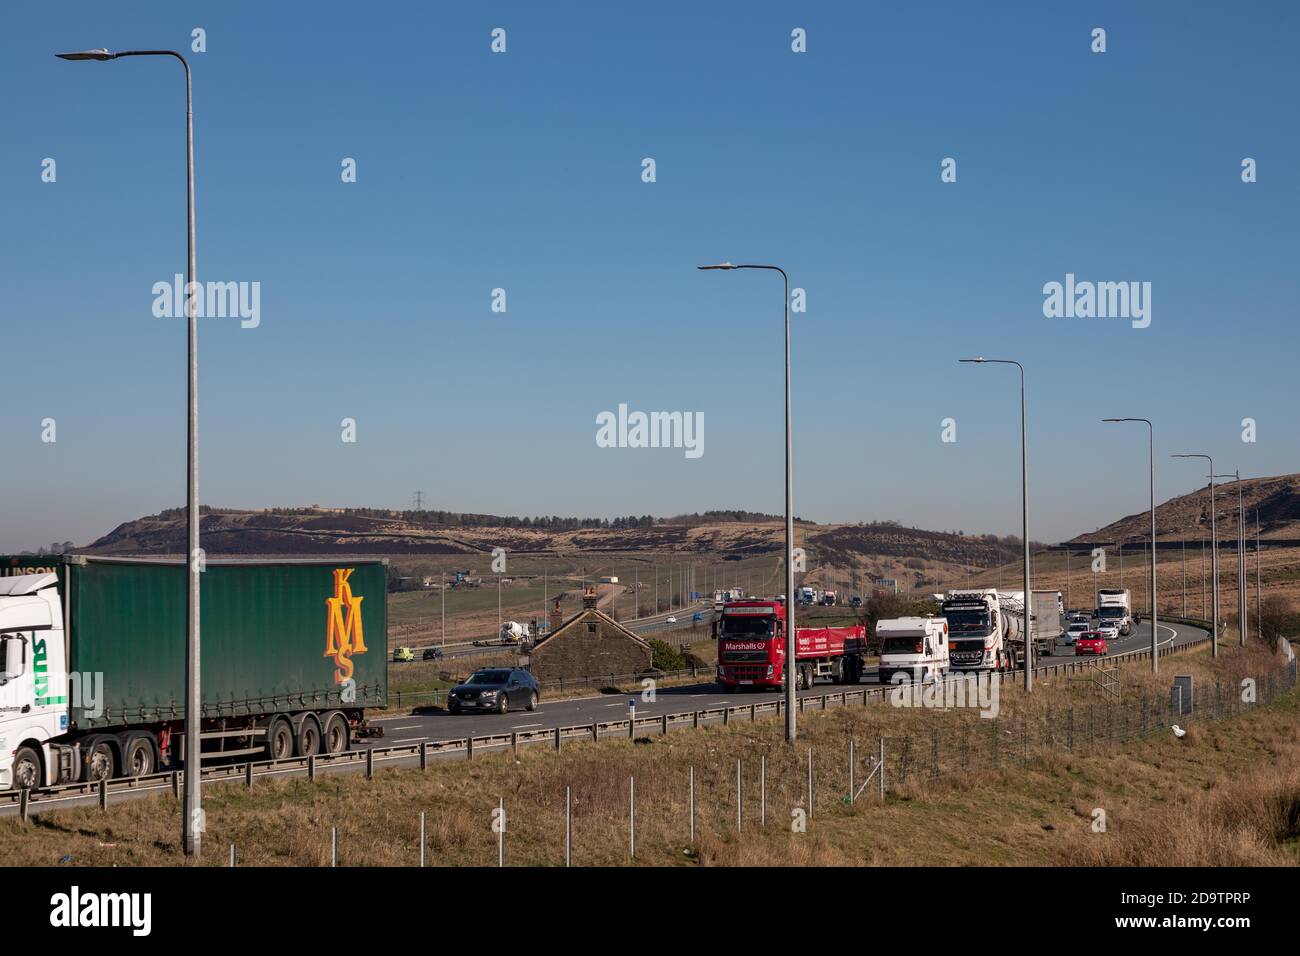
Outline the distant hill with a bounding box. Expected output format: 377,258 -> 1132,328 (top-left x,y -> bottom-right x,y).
1068,473 -> 1300,545
82,507 -> 1030,589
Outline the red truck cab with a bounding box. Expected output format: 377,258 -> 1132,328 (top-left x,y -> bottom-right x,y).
715,600 -> 866,691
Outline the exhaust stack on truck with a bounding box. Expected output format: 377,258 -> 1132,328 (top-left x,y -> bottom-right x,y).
0,555 -> 387,790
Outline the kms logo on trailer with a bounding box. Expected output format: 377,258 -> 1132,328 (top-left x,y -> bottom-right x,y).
323,568 -> 368,684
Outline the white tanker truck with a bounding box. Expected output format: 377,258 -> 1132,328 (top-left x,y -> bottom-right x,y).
941,588 -> 1025,671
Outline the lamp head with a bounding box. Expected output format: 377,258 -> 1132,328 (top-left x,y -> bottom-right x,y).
56,48 -> 115,61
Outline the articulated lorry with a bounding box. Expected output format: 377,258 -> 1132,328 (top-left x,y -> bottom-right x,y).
714,599 -> 867,691
941,588 -> 1023,671
0,555 -> 387,790
1095,588 -> 1133,636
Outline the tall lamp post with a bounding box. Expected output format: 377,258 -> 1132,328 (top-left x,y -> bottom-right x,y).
57,47 -> 202,856
1103,419 -> 1157,671
1173,455 -> 1217,658
1211,472 -> 1246,646
698,262 -> 798,739
960,358 -> 1033,692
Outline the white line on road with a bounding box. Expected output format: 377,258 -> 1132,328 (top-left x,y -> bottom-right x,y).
511,722 -> 544,729
389,724 -> 422,731
392,737 -> 427,744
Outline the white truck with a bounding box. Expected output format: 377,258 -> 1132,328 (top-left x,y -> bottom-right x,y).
1095,588 -> 1133,636
941,588 -> 1023,671
876,616 -> 950,683
499,620 -> 532,643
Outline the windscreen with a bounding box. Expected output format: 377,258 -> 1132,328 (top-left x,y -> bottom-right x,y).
881,636 -> 922,655
943,607 -> 991,636
721,615 -> 774,638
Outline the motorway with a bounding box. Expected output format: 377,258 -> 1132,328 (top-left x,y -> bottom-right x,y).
368,619 -> 1203,749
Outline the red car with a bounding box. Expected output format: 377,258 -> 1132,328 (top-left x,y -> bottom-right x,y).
1075,631 -> 1108,656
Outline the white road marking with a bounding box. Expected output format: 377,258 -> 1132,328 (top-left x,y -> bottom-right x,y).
392,737 -> 426,744
389,724 -> 422,730
511,722 -> 544,729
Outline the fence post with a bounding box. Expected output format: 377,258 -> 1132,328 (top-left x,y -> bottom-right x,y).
750,703 -> 756,722
99,777 -> 107,811
565,787 -> 572,867
466,736 -> 474,761
723,707 -> 729,726
419,811 -> 426,867
591,723 -> 599,743
498,797 -> 505,867
661,713 -> 668,735
19,788 -> 29,821
849,739 -> 855,802
512,731 -> 519,754
760,754 -> 767,824
420,741 -> 428,770
366,747 -> 375,778
807,747 -> 814,818
737,759 -> 743,831
171,771 -> 180,799
689,765 -> 696,843
230,843 -> 236,867
245,762 -> 253,789
554,726 -> 561,751
879,737 -> 885,800
629,776 -> 636,859
693,711 -> 700,729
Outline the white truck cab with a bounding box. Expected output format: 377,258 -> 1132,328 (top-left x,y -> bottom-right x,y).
877,616 -> 950,684
0,573 -> 70,789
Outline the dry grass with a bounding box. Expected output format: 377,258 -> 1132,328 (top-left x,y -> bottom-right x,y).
3,643 -> 1295,867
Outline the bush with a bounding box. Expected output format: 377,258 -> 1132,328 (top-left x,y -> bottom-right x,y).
647,638 -> 687,672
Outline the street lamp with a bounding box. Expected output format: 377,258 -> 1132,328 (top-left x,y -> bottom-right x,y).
699,262 -> 798,739
1211,472 -> 1246,646
1173,455 -> 1218,658
58,47 -> 202,856
960,357 -> 1032,692
1103,419 -> 1157,671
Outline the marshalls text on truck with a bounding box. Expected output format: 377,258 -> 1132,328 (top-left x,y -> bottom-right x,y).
0,556 -> 387,790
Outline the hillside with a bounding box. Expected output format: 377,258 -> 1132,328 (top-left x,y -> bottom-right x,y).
81,507 -> 1032,595
1069,473 -> 1300,545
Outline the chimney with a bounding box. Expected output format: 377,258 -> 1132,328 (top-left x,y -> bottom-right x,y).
582,588 -> 599,611
548,597 -> 563,633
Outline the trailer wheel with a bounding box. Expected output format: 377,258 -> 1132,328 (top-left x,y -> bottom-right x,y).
265,717 -> 295,761
120,733 -> 157,778
11,745 -> 42,790
322,712 -> 350,754
83,738 -> 117,782
295,714 -> 322,757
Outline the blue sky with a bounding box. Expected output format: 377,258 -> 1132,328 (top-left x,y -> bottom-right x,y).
2,1 -> 1296,551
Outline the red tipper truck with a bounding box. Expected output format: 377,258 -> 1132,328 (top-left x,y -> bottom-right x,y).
714,599 -> 867,692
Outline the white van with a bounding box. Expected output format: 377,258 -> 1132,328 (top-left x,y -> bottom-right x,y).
877,616 -> 950,683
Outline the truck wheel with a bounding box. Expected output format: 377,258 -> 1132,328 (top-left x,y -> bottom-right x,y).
265,717 -> 294,761
322,712 -> 350,754
295,715 -> 322,757
11,745 -> 42,790
83,739 -> 117,782
121,734 -> 157,778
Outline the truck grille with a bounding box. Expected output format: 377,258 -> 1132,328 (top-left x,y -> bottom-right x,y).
725,664 -> 769,679
950,650 -> 984,665
722,650 -> 768,663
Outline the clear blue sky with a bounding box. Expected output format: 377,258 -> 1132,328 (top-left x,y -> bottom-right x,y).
2,0 -> 1296,551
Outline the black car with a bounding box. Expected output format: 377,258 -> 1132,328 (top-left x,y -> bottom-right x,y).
422,647 -> 444,661
447,668 -> 540,714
